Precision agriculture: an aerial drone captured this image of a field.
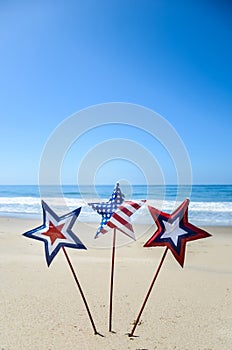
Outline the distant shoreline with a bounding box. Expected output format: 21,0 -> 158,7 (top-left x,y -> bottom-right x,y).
0,184 -> 231,225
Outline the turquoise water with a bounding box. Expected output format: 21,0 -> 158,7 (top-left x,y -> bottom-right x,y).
1,184 -> 231,201
0,184 -> 231,225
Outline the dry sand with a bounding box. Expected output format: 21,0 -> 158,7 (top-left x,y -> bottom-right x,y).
1,217 -> 232,350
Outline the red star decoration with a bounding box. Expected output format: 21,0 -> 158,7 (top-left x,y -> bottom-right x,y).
43,221 -> 66,245
144,199 -> 211,267
22,201 -> 86,266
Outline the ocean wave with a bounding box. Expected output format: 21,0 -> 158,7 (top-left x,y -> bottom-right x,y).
0,197 -> 231,225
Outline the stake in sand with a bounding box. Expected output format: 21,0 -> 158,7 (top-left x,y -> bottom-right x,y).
129,199 -> 211,337
109,228 -> 116,332
89,183 -> 145,332
22,200 -> 99,336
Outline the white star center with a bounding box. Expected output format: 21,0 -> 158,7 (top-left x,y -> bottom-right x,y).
161,217 -> 188,247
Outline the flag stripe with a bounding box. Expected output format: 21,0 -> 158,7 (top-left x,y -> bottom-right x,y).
109,217 -> 134,237
100,228 -> 108,234
111,212 -> 128,226
115,210 -> 133,223
120,206 -> 133,216
119,202 -> 143,214
106,220 -> 116,229
125,201 -> 141,210
101,200 -> 145,236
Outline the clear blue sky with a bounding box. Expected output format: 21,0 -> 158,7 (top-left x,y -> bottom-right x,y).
0,0 -> 231,185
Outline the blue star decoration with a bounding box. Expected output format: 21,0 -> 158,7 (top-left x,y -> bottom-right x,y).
22,201 -> 86,266
88,182 -> 125,238
144,199 -> 211,267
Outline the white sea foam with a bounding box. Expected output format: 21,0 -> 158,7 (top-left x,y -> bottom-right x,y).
0,197 -> 231,225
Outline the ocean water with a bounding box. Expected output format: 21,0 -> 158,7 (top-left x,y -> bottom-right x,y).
0,184 -> 231,226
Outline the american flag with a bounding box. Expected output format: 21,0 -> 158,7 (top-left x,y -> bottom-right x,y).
88,183 -> 124,237
89,183 -> 145,239
100,200 -> 146,239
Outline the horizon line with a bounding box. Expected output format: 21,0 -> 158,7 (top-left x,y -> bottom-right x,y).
1,183 -> 231,186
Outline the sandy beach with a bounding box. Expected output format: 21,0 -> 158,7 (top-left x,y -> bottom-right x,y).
1,217 -> 232,350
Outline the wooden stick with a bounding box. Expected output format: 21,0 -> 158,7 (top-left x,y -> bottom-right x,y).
62,247 -> 99,335
129,247 -> 168,337
109,228 -> 116,332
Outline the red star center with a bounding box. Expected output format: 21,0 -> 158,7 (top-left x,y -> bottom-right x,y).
43,221 -> 66,245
